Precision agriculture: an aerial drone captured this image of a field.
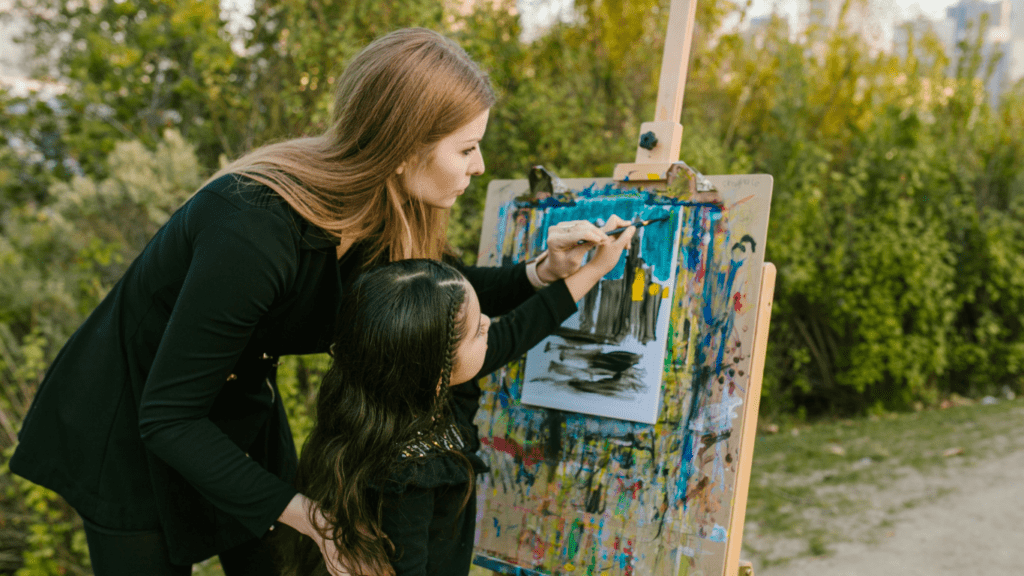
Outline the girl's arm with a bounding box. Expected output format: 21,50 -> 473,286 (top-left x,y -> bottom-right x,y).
451,219 -> 634,447
456,217 -> 617,318
464,216 -> 636,380
457,262 -> 535,318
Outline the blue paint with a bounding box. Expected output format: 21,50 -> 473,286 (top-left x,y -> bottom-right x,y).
681,209 -> 705,272
544,197 -> 679,282
714,252 -> 744,368
473,554 -> 547,576
495,202 -> 511,264
709,524 -> 728,542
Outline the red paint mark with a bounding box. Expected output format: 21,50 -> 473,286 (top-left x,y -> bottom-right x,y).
480,436 -> 544,466
733,291 -> 743,311
624,538 -> 635,576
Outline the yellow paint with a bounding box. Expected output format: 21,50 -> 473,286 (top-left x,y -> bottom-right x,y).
631,269 -> 645,301
564,563 -> 576,572
647,172 -> 660,180
649,283 -> 660,296
662,286 -> 670,299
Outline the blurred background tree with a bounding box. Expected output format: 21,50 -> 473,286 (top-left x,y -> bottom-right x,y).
1,0 -> 1022,572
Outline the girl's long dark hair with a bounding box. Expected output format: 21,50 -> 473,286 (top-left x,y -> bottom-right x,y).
283,259 -> 471,576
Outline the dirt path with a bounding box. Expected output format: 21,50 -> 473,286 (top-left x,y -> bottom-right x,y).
754,447 -> 1024,575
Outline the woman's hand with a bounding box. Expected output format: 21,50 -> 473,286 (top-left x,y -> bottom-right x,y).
563,216 -> 636,301
278,494 -> 394,576
535,218 -> 613,283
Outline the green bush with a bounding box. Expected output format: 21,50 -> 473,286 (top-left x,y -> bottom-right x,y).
0,129 -> 202,575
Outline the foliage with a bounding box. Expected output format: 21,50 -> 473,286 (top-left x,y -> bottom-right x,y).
6,0 -> 451,181
1,0 -> 1023,572
0,130 -> 202,574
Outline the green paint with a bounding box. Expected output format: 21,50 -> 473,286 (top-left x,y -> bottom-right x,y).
566,518 -> 584,560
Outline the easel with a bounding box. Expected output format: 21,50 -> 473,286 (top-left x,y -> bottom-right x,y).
471,0 -> 775,574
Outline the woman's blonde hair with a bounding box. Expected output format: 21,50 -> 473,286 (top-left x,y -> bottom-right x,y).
208,28 -> 495,264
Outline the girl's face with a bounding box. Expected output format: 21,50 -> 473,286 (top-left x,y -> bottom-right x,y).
397,109 -> 489,209
449,282 -> 491,385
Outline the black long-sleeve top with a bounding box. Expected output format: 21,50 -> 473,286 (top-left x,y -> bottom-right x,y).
9,174 -> 541,564
375,279 -> 579,576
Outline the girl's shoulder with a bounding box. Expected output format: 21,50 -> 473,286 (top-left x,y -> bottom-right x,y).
376,424 -> 486,494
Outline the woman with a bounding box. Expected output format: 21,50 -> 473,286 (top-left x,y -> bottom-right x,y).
9,27 -> 612,575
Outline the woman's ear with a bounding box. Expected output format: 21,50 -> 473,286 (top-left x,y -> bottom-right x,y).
395,161 -> 406,175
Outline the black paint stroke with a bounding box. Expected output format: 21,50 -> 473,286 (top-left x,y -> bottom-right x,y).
556,232 -> 665,346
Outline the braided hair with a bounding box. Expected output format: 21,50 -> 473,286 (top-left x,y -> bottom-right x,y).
282,259 -> 474,576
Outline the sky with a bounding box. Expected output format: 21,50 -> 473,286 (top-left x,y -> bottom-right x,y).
516,0 -> 967,47
748,0 -> 960,21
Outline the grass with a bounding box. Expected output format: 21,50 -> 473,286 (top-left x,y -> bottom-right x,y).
740,395 -> 1024,567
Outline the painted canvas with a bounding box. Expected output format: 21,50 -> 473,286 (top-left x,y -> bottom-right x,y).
473,175 -> 773,576
503,192 -> 685,424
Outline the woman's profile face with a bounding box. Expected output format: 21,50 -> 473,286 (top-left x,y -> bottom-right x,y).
398,109 -> 489,209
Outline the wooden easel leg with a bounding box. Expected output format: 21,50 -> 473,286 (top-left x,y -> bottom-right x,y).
724,263 -> 775,576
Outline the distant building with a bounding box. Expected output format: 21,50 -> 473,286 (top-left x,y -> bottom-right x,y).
893,0 -> 1022,106
0,0 -> 29,82
893,17 -> 957,70
745,14 -> 791,49
801,0 -> 890,54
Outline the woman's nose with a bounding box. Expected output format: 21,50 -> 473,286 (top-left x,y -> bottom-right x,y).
469,149 -> 485,176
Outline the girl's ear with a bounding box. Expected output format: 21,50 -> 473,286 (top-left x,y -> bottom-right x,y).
395,161 -> 406,175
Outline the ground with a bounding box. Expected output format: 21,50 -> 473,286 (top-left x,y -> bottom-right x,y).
743,396 -> 1024,576
752,446 -> 1024,575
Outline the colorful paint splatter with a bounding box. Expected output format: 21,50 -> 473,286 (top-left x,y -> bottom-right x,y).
473,176 -> 772,576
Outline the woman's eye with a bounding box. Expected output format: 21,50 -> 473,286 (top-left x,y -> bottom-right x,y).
462,146 -> 477,156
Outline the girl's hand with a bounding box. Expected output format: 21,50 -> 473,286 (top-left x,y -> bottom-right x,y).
535,219 -> 610,283
564,215 -> 636,301
586,215 -> 635,276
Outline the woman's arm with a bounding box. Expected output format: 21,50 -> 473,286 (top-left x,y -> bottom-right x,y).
137,197 -> 301,538
278,494 -> 367,576
450,220 -> 635,465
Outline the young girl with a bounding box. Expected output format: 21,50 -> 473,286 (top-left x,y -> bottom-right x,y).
285,226 -> 634,576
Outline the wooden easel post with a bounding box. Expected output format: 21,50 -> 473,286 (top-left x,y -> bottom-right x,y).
472,1 -> 776,573
612,1 -> 776,573
613,0 -> 698,183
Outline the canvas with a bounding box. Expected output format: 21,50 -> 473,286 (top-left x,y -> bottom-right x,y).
496,188 -> 685,424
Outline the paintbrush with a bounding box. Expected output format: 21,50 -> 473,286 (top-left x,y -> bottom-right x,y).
575,215 -> 670,245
